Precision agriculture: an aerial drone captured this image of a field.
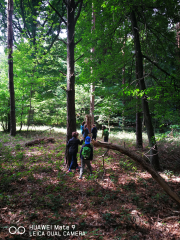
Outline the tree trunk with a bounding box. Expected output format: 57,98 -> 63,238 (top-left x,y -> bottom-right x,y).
136,111 -> 142,148
122,38 -> 126,130
27,84 -> 32,132
65,0 -> 76,167
136,60 -> 143,148
92,140 -> 180,208
90,5 -> 95,127
85,114 -> 91,134
130,10 -> 159,170
90,83 -> 95,127
8,0 -> 16,136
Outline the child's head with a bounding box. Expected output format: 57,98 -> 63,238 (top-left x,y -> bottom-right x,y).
82,121 -> 85,126
93,124 -> 96,127
84,124 -> 87,128
72,132 -> 79,138
85,136 -> 91,144
102,125 -> 106,130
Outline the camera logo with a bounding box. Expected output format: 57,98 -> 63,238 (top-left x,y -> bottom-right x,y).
9,226 -> 25,235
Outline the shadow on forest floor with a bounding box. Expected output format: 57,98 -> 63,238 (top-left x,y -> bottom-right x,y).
0,128 -> 180,239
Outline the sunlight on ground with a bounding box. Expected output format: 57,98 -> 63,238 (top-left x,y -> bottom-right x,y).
0,125 -> 67,134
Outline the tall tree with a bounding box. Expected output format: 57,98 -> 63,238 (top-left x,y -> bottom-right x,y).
135,61 -> 142,148
8,0 -> 16,136
90,4 -> 95,127
130,10 -> 160,170
50,0 -> 83,167
66,0 -> 83,167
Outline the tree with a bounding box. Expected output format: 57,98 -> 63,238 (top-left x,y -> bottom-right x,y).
77,0 -> 180,169
131,3 -> 178,167
90,4 -> 95,127
66,0 -> 83,167
92,140 -> 180,207
50,0 -> 83,167
0,53 -> 10,132
8,0 -> 16,136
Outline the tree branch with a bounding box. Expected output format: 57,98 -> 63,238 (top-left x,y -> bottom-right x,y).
75,0 -> 83,8
59,70 -> 67,76
74,0 -> 83,25
57,38 -> 67,45
46,24 -> 61,53
74,54 -> 84,62
75,37 -> 82,45
19,0 -> 31,38
49,2 -> 67,26
63,0 -> 67,7
142,54 -> 170,76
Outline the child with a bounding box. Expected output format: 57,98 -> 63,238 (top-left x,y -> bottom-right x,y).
67,132 -> 83,172
102,126 -> 109,142
83,124 -> 89,140
79,136 -> 93,179
80,121 -> 85,135
91,124 -> 97,141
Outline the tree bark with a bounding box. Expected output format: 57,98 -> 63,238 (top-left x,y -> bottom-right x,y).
90,5 -> 95,127
136,111 -> 142,148
90,83 -> 95,126
136,59 -> 143,148
130,10 -> 159,170
25,137 -> 55,146
59,0 -> 83,167
8,0 -> 16,136
65,0 -> 76,167
92,140 -> 180,207
86,114 -> 91,134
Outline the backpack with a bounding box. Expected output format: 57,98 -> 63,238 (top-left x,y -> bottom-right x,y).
82,146 -> 91,160
104,129 -> 109,137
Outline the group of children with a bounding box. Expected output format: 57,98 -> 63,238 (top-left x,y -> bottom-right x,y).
80,121 -> 98,141
67,123 -> 109,179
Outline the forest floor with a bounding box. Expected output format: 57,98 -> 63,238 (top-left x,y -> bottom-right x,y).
0,127 -> 180,240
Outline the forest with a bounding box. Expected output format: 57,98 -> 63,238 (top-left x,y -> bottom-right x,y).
0,0 -> 180,239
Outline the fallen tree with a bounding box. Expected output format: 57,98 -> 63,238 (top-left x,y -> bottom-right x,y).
25,137 -> 55,146
92,140 -> 180,208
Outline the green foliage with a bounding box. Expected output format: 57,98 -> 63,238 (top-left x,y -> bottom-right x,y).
0,0 -> 180,134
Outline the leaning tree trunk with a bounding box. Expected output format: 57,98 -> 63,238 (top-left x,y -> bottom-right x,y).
8,0 -> 16,136
130,10 -> 159,170
65,0 -> 76,167
92,140 -> 180,208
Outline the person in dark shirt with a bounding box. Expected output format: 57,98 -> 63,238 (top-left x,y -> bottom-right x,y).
83,124 -> 89,140
91,124 -> 97,141
67,132 -> 83,172
79,136 -> 93,179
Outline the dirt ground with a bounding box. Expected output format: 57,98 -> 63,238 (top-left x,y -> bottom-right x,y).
0,130 -> 180,239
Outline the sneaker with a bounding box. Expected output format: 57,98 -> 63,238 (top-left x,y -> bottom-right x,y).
79,176 -> 82,179
67,170 -> 71,172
